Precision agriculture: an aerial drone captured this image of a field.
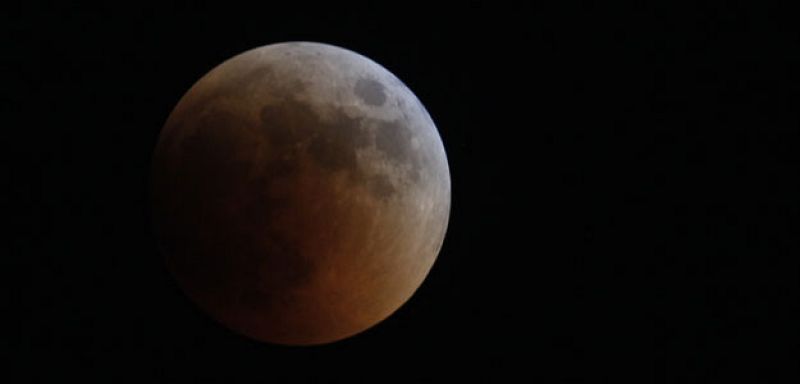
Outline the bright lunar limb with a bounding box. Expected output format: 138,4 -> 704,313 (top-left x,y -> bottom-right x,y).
151,42 -> 450,345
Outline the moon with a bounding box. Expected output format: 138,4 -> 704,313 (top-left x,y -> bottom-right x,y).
150,42 -> 450,345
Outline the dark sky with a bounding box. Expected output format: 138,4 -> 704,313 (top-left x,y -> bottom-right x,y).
5,3 -> 798,382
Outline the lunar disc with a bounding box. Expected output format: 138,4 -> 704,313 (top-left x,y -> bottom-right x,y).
151,42 -> 450,345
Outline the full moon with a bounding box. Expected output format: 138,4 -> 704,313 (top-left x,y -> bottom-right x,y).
150,42 -> 450,345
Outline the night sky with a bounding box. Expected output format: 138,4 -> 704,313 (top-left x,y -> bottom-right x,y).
5,3 -> 798,382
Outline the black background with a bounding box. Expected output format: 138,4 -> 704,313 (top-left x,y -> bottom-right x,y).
4,3 -> 798,382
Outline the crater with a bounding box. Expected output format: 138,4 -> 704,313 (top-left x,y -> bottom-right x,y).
375,119 -> 421,182
260,98 -> 370,174
354,78 -> 387,106
258,95 -> 430,202
260,100 -> 317,148
368,174 -> 397,200
306,107 -> 369,173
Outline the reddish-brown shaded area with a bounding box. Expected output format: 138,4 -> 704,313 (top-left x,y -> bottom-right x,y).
151,44 -> 449,345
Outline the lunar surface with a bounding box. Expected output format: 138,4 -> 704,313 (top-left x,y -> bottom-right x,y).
150,42 -> 450,345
